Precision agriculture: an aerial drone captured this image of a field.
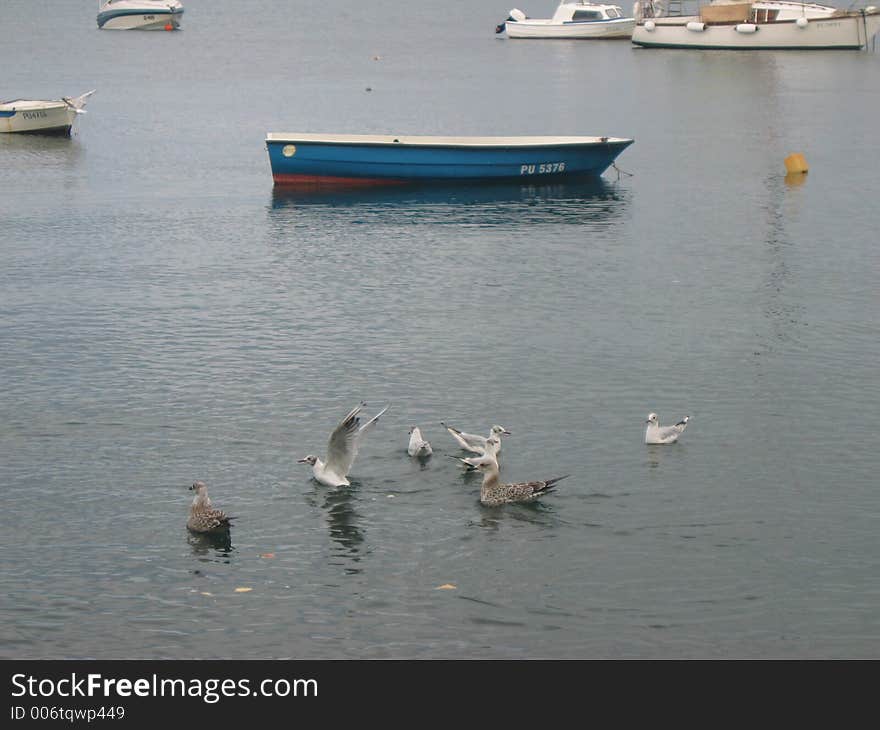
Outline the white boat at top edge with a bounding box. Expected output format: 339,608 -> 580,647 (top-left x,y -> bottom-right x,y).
631,1 -> 880,49
97,0 -> 184,30
496,2 -> 636,38
0,91 -> 95,135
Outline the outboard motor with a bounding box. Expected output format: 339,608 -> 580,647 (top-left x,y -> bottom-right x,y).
497,7 -> 526,33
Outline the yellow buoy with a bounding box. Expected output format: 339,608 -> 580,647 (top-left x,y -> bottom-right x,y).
784,153 -> 809,175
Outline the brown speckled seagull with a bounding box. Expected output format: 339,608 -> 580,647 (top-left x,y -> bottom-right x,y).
187,481 -> 233,534
474,442 -> 568,507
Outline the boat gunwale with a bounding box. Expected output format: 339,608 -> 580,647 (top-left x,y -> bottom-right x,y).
266,134 -> 634,148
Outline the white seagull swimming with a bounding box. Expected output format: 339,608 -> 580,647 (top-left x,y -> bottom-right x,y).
298,402 -> 388,486
447,432 -> 502,471
645,413 -> 690,445
440,422 -> 510,455
407,426 -> 433,458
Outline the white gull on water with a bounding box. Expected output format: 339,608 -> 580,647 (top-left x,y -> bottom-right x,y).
447,432 -> 502,471
440,422 -> 510,454
298,402 -> 388,487
644,413 -> 690,444
407,426 -> 433,458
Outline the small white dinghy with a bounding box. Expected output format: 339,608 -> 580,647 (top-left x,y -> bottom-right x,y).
496,2 -> 636,38
0,91 -> 95,136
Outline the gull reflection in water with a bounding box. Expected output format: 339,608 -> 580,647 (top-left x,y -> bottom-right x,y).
306,484 -> 365,573
186,530 -> 234,563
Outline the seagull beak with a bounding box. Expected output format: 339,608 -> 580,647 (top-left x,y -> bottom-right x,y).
297,458 -> 309,463
503,430 -> 511,435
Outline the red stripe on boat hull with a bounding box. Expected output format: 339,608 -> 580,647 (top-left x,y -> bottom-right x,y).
273,173 -> 410,189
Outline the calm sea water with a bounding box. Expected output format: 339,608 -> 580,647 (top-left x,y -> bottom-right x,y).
1,0 -> 878,659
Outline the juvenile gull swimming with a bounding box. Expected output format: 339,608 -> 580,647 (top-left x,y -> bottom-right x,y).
474,448 -> 568,506
187,481 -> 233,534
407,426 -> 433,458
299,401 -> 388,487
644,412 -> 690,444
440,422 -> 510,455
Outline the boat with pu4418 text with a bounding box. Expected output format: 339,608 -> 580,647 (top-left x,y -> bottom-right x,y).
1,91 -> 96,135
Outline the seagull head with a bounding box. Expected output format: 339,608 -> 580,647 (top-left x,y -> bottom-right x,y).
475,454 -> 500,473
490,425 -> 511,436
408,426 -> 417,435
189,480 -> 208,494
298,455 -> 318,466
646,413 -> 658,425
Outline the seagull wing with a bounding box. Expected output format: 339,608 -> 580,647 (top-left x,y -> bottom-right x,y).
502,475 -> 568,503
325,402 -> 365,476
658,417 -> 689,442
441,423 -> 487,453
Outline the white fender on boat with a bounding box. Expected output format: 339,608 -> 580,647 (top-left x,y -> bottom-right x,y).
735,23 -> 758,33
795,16 -> 809,27
644,20 -> 656,30
686,21 -> 705,31
509,8 -> 526,21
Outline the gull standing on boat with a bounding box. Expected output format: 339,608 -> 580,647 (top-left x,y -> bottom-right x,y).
645,413 -> 690,444
187,481 -> 233,534
441,422 -> 511,455
474,447 -> 568,506
298,402 -> 388,487
407,426 -> 433,458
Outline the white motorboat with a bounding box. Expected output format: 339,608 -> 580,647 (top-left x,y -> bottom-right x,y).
631,1 -> 880,49
496,2 -> 636,38
0,91 -> 95,136
97,0 -> 184,30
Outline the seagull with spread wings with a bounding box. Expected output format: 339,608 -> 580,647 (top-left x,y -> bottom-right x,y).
298,402 -> 388,486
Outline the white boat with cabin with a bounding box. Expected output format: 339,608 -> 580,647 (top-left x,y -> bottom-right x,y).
0,91 -> 95,136
496,2 -> 637,38
97,0 -> 184,30
631,1 -> 880,49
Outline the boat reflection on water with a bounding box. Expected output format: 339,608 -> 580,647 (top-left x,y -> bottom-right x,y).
269,177 -> 630,228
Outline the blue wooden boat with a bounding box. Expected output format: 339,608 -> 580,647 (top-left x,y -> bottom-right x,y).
265,133 -> 633,187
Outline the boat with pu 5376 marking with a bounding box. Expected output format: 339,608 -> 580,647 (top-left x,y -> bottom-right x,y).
265,133 -> 634,187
